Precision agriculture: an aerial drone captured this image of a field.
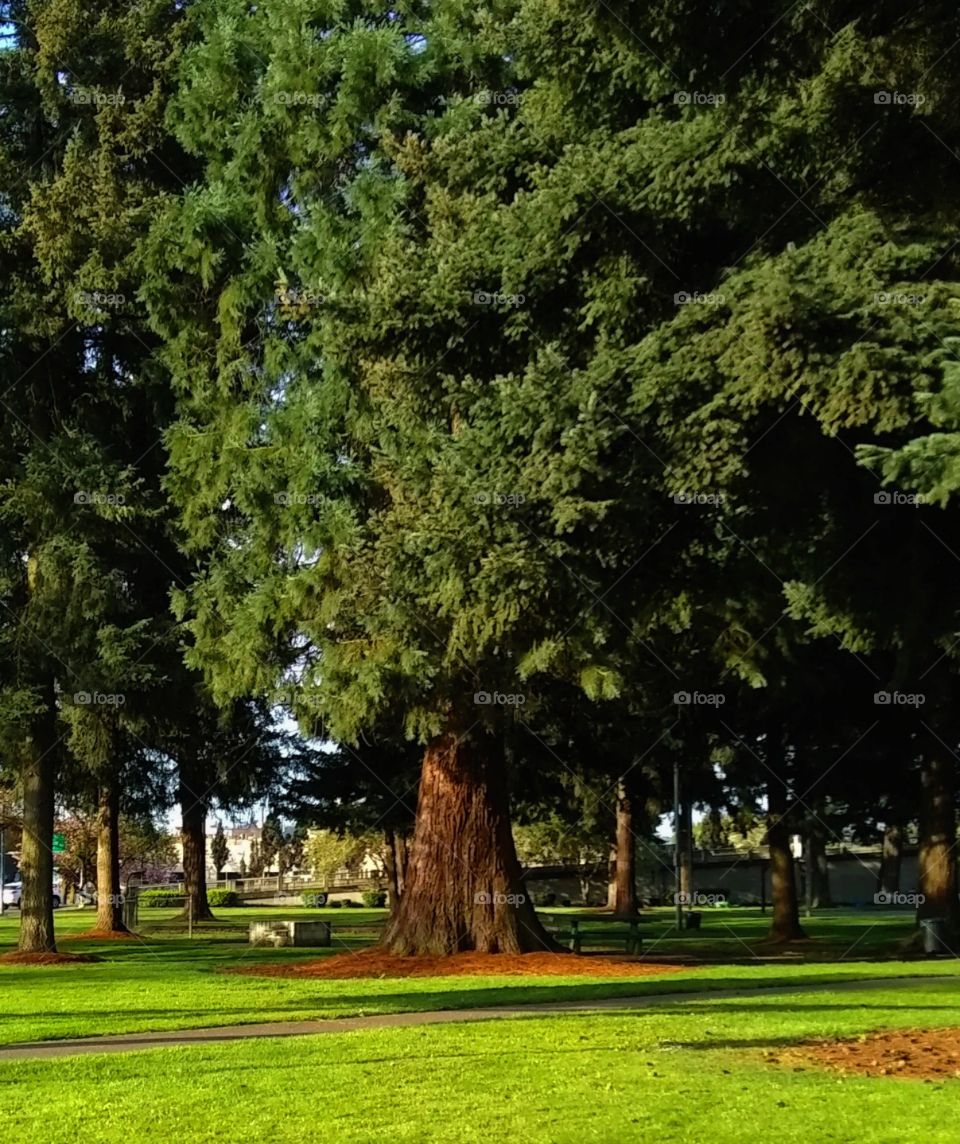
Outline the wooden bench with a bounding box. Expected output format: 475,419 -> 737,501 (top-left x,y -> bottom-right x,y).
541,912 -> 644,954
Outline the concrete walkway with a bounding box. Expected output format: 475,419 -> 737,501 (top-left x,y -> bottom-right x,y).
1,974 -> 956,1061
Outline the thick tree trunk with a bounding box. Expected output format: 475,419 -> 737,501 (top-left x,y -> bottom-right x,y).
18,703 -> 57,953
767,774 -> 805,942
879,822 -> 903,896
804,818 -> 831,908
179,781 -> 214,922
379,728 -> 558,954
612,779 -> 637,914
95,781 -> 127,932
917,755 -> 959,930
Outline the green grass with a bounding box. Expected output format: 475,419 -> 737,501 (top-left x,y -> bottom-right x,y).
0,906 -> 956,1047
4,978 -> 960,1143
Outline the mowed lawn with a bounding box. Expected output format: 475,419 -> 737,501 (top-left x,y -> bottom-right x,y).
0,906 -> 957,1046
4,978 -> 960,1143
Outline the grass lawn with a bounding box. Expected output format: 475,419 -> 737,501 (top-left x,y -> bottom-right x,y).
0,906 -> 956,1047
3,978 -> 960,1142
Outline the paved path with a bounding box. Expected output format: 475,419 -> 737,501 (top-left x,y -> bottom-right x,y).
1,974 -> 956,1061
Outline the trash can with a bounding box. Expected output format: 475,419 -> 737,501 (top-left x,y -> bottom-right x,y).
920,917 -> 950,955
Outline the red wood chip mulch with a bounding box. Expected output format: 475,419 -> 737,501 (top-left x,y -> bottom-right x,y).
0,951 -> 100,965
229,950 -> 692,980
62,930 -> 140,941
776,1027 -> 960,1080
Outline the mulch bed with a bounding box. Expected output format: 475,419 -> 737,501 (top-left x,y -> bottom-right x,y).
229,950 -> 693,980
0,951 -> 100,965
777,1027 -> 960,1080
63,930 -> 139,941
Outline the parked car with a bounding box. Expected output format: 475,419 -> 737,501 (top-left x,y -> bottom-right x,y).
1,882 -> 61,908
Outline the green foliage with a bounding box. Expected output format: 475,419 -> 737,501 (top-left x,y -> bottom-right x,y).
206,889 -> 240,907
139,890 -> 184,908
361,890 -> 387,908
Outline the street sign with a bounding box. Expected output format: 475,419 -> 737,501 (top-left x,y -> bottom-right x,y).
52,833 -> 66,853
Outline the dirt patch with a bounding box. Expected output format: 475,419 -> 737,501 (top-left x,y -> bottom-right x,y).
63,929 -> 138,941
0,950 -> 100,965
778,1027 -> 960,1080
230,949 -> 693,980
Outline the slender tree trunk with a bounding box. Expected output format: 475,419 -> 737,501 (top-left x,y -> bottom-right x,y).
679,799 -> 693,901
379,727 -> 558,954
606,844 -> 617,910
917,754 -> 959,930
804,817 -> 831,908
383,828 -> 401,909
95,781 -> 126,932
879,822 -> 903,896
179,780 -> 214,922
767,773 -> 805,941
612,779 -> 637,914
18,701 -> 58,953
395,833 -> 409,897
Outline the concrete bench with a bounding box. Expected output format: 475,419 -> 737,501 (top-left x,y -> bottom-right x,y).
249,920 -> 332,948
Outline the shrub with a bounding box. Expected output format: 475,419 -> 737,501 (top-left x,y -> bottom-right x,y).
327,899 -> 343,908
206,889 -> 240,907
139,889 -> 183,908
361,890 -> 387,908
301,891 -> 329,908
343,898 -> 362,908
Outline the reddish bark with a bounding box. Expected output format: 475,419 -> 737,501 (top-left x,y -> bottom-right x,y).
179,780 -> 214,922
917,755 -> 959,931
767,773 -> 805,942
18,699 -> 58,954
611,779 -> 637,914
379,728 -> 557,955
95,781 -> 127,933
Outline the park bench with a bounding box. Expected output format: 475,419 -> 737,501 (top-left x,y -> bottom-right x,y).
541,912 -> 644,954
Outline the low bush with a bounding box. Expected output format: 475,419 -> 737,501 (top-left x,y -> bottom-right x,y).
361,890 -> 387,908
139,889 -> 183,908
301,891 -> 329,907
206,889 -> 240,907
326,899 -> 343,908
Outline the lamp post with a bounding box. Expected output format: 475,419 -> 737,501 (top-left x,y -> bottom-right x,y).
673,758 -> 683,931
